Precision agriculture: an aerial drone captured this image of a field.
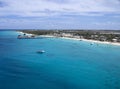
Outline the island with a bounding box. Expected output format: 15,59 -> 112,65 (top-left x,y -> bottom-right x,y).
18,30 -> 120,45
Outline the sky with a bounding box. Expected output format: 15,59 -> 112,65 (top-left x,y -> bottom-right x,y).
0,0 -> 120,30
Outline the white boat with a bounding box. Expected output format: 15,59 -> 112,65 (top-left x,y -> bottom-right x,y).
37,50 -> 45,53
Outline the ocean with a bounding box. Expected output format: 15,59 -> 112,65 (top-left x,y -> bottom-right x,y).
0,31 -> 120,89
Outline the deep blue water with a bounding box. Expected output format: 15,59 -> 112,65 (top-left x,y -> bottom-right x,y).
0,31 -> 120,89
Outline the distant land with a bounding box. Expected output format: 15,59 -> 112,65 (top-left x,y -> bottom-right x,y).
18,30 -> 120,43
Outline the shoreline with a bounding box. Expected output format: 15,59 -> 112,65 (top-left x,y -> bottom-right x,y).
17,31 -> 33,36
18,31 -> 120,46
60,37 -> 120,46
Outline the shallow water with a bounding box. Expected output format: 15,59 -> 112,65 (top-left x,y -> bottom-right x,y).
0,31 -> 120,89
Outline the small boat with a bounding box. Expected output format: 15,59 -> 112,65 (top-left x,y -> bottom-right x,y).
90,43 -> 94,45
36,50 -> 45,54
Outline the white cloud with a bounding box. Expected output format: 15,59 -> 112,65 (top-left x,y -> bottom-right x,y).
0,0 -> 120,29
93,21 -> 120,26
0,0 -> 120,17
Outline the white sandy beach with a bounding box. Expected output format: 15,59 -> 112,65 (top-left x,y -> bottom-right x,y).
18,31 -> 120,46
38,35 -> 56,38
61,37 -> 120,46
82,39 -> 120,46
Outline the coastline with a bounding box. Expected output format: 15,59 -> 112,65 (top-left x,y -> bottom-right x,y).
17,31 -> 33,36
18,31 -> 120,46
61,37 -> 120,46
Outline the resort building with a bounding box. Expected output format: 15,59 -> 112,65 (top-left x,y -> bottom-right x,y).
99,36 -> 107,41
112,39 -> 118,42
61,33 -> 73,38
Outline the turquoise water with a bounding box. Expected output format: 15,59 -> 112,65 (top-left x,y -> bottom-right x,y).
0,31 -> 120,89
